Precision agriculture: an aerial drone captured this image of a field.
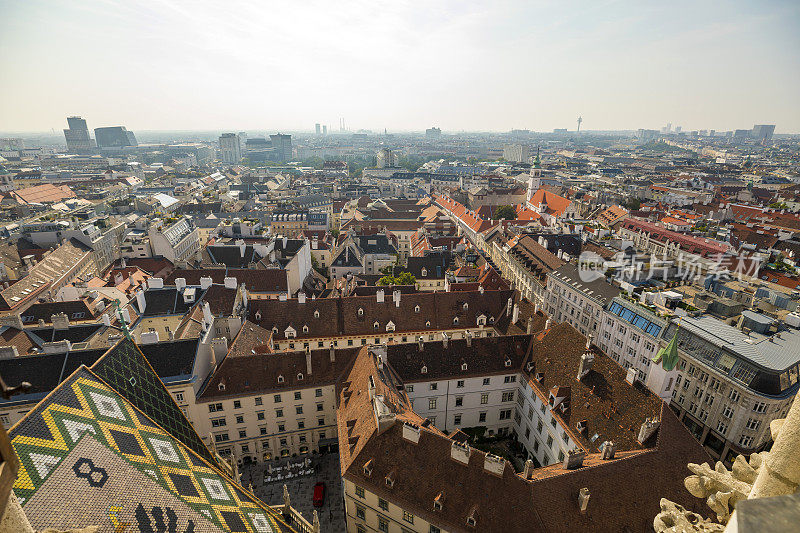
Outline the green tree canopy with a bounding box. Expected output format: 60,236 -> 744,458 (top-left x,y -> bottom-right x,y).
377,272 -> 416,286
493,205 -> 516,220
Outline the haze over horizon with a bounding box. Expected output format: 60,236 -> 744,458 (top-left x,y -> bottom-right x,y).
2,0 -> 799,134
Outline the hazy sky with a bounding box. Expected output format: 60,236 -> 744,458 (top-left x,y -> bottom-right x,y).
2,0 -> 799,133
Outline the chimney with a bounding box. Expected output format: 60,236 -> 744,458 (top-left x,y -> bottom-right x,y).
576,350 -> 594,380
483,454 -> 505,476
638,417 -> 660,444
578,488 -> 590,514
523,459 -> 535,479
0,314 -> 23,330
512,304 -> 519,324
329,345 -> 336,362
282,236 -> 288,249
0,346 -> 19,359
534,303 -> 539,314
465,331 -> 472,346
121,308 -> 131,325
450,441 -> 471,465
148,277 -> 164,289
175,277 -> 186,291
600,441 -> 616,460
140,331 -> 159,344
376,289 -> 385,303
306,349 -> 313,375
418,336 -> 424,351
402,422 -> 421,444
200,277 -> 213,290
442,332 -> 449,349
224,277 -> 237,290
102,314 -> 111,327
298,292 -> 307,304
51,313 -> 70,330
527,317 -> 534,334
545,317 -> 552,329
562,449 -> 586,470
625,367 -> 636,385
506,297 -> 513,317
478,285 -> 484,294
393,290 -> 401,307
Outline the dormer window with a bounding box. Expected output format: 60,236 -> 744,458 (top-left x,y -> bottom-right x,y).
414,305 -> 420,313
462,302 -> 468,311
373,321 -> 380,330
504,358 -> 512,367
277,375 -> 285,383
297,373 -> 304,381
272,326 -> 279,335
302,325 -> 309,333
386,321 -> 395,332
385,472 -> 395,488
363,460 -> 373,477
425,321 -> 431,328
314,310 -> 320,318
421,268 -> 428,277
358,308 -> 364,317
488,316 -> 495,324
453,317 -> 459,325
421,365 -> 428,374
477,315 -> 486,326
285,327 -> 296,339
255,311 -> 262,321
218,383 -> 226,391
461,363 -> 468,371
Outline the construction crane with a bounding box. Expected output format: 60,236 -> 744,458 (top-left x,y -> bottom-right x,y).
577,116 -> 583,134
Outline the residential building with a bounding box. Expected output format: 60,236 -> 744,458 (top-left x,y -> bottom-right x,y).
270,133 -> 293,162
219,132 -> 242,164
148,216 -> 201,266
544,262 -> 620,338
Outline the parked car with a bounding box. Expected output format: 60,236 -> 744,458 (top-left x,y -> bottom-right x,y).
313,482 -> 326,507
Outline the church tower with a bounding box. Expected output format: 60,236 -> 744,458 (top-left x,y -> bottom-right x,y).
527,146 -> 542,200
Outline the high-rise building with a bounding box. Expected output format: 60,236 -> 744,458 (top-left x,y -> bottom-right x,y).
376,148 -> 398,168
94,126 -> 137,149
502,144 -> 530,163
63,116 -> 94,153
751,125 -> 775,142
315,123 -> 321,135
269,133 -> 292,162
322,125 -> 327,135
219,133 -> 242,164
425,127 -> 442,138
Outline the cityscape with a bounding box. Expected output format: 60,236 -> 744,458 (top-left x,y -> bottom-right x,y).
1,1 -> 800,533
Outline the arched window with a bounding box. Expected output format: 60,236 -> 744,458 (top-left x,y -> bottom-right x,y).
358,308 -> 364,317
313,310 -> 320,318
277,375 -> 285,383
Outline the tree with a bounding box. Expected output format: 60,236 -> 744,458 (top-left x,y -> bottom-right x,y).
377,272 -> 417,286
493,205 -> 516,220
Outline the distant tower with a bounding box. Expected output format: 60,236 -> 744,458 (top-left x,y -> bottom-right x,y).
315,123 -> 321,135
527,146 -> 542,200
577,116 -> 583,134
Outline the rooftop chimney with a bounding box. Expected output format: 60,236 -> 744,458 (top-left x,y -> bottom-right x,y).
306,349 -> 313,375
465,331 -> 472,347
418,336 -> 424,351
377,289 -> 385,303
224,277 -> 237,290
200,277 -> 213,290
175,277 -> 186,291
402,422 -> 421,444
329,345 -> 336,362
512,304 -> 520,324
393,290 -> 401,308
638,417 -> 660,444
506,297 -> 513,317
51,313 -> 70,330
298,292 -> 306,304
102,314 -> 111,327
576,350 -> 594,380
523,459 -> 535,479
527,317 -> 534,334
545,317 -> 552,329
0,346 -> 20,359
562,449 -> 586,470
442,332 -> 449,349
450,441 -> 471,465
600,441 -> 616,460
578,488 -> 590,514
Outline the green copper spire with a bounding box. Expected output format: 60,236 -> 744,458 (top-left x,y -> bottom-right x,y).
653,327 -> 679,371
112,299 -> 132,340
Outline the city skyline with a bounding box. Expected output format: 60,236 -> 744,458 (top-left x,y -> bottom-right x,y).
1,0 -> 799,133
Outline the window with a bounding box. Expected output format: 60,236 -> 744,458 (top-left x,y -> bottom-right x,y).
454,414 -> 462,425
430,526 -> 441,533
208,403 -> 223,413
278,423 -> 285,432
739,435 -> 754,448
379,519 -> 389,533
729,389 -> 740,403
479,412 -> 486,423
716,421 -> 728,435
502,391 -> 514,402
356,506 -> 365,520
457,380 -> 465,388
406,385 -> 414,393
211,418 -> 226,428
429,399 -> 437,410
753,401 -> 767,413
722,405 -> 734,419
483,378 -> 490,386
236,415 -> 244,424
318,417 -> 325,426
355,485 -> 365,498
745,418 -> 760,431
214,433 -> 229,443
274,394 -> 282,403
480,393 -> 489,405
238,430 -> 247,438
298,420 -> 305,429
499,409 -> 511,420
255,397 -> 263,406
317,402 -> 324,411
455,396 -> 463,407
174,392 -> 184,403
296,406 -> 303,415
546,434 -> 553,448
430,383 -> 438,391
316,388 -> 323,397
403,511 -> 414,524
260,427 -> 267,435
504,375 -> 516,383
294,392 -> 302,400
276,409 -> 284,418
233,400 -> 241,409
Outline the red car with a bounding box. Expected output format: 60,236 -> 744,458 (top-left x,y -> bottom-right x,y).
313,482 -> 326,507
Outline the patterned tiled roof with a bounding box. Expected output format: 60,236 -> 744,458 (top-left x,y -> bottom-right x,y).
9,366 -> 293,532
